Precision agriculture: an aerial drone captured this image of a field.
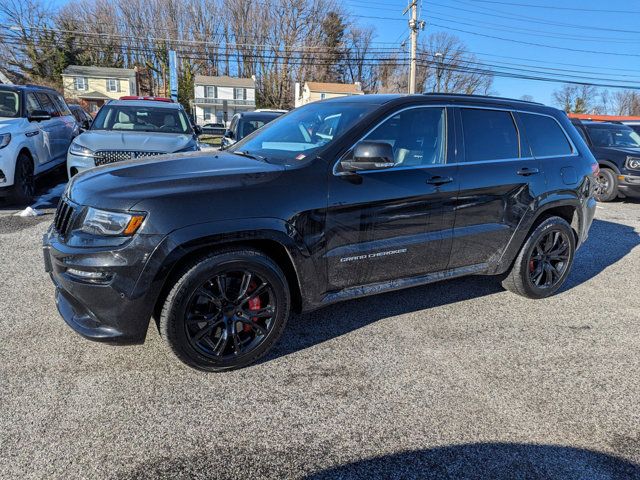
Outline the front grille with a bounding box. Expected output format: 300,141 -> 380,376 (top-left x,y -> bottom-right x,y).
54,198 -> 75,236
94,150 -> 165,166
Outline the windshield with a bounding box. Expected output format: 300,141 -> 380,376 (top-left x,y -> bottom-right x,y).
0,90 -> 20,118
91,104 -> 192,134
229,102 -> 376,164
587,125 -> 640,148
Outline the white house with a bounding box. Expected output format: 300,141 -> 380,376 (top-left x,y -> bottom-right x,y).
294,81 -> 363,107
192,75 -> 256,125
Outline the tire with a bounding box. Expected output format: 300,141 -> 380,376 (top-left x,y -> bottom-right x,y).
501,216 -> 576,299
159,249 -> 291,372
8,152 -> 35,205
594,168 -> 618,202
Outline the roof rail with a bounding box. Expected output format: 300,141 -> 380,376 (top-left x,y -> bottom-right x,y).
119,95 -> 174,102
422,92 -> 544,106
23,84 -> 59,92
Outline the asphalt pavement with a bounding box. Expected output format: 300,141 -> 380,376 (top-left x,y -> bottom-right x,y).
1,180 -> 639,479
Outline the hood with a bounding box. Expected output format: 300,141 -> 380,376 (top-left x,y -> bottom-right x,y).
0,118 -> 24,132
75,130 -> 194,153
596,146 -> 640,157
68,150 -> 286,209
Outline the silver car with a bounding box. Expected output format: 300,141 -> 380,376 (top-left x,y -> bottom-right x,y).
67,98 -> 200,177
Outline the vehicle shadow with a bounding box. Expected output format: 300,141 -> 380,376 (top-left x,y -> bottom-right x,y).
0,166 -> 66,213
265,218 -> 639,363
307,443 -> 640,480
119,442 -> 640,479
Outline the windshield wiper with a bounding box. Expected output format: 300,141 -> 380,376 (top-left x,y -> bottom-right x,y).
230,150 -> 266,161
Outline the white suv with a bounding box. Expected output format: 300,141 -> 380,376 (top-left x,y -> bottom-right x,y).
0,85 -> 78,203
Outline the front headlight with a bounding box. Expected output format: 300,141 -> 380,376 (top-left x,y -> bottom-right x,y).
69,141 -> 95,157
627,156 -> 640,171
80,207 -> 146,236
0,133 -> 11,149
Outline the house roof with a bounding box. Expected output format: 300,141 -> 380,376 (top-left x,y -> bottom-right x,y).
62,65 -> 136,79
305,82 -> 362,94
194,75 -> 255,88
76,90 -> 112,100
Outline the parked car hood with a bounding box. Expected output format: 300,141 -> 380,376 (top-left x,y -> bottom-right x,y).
75,130 -> 194,153
596,146 -> 640,157
68,151 -> 286,210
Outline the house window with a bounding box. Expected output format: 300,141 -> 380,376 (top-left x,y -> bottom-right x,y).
106,79 -> 119,92
320,93 -> 326,100
234,88 -> 246,100
74,77 -> 87,91
204,86 -> 217,98
203,107 -> 214,121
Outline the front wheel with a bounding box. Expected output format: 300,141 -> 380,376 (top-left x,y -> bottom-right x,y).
8,152 -> 35,205
159,249 -> 290,372
594,168 -> 618,202
502,217 -> 576,299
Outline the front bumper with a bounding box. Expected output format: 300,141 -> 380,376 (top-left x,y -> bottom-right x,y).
43,224 -> 168,344
618,173 -> 640,198
66,152 -> 95,178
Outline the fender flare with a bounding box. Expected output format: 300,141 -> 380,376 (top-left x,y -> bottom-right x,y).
133,217 -> 317,310
597,159 -> 620,173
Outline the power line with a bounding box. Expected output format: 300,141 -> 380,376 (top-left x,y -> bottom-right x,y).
463,0 -> 640,14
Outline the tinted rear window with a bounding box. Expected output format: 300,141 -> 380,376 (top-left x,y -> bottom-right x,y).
520,113 -> 572,157
461,108 -> 519,162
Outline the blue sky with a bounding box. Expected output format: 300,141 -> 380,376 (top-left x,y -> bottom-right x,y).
344,0 -> 640,106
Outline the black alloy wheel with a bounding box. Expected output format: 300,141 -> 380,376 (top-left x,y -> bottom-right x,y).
160,249 -> 290,372
185,270 -> 276,359
9,153 -> 35,205
502,216 -> 576,299
527,229 -> 571,290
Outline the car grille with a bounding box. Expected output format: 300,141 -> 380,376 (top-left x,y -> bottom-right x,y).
94,150 -> 165,166
54,198 -> 75,236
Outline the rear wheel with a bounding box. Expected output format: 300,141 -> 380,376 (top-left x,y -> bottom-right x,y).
159,249 -> 290,372
594,167 -> 617,202
502,217 -> 576,299
8,152 -> 35,205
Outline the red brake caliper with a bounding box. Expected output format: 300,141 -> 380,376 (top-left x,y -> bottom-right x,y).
529,259 -> 535,273
243,284 -> 261,332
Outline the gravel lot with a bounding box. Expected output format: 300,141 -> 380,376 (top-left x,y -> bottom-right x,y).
1,178 -> 639,479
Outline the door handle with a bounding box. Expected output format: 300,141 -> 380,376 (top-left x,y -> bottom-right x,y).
426,175 -> 453,186
517,167 -> 540,176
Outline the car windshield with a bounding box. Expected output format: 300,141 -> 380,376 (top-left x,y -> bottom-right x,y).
0,90 -> 20,118
229,102 -> 376,164
91,104 -> 192,134
238,115 -> 280,139
587,125 -> 640,148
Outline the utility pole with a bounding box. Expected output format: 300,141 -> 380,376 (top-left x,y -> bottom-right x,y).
403,1 -> 424,94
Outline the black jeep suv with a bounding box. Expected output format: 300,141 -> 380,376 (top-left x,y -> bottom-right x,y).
571,119 -> 640,201
43,94 -> 597,371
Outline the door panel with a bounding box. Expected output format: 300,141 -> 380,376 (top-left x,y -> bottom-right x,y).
325,106 -> 459,290
449,107 -> 545,270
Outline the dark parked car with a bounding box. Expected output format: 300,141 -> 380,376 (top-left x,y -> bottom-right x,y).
571,119 -> 640,201
43,94 -> 597,371
68,104 -> 93,131
220,110 -> 283,148
201,122 -> 226,136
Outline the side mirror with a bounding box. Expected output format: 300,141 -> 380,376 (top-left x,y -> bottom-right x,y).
193,125 -> 203,136
83,120 -> 91,130
224,129 -> 234,140
340,141 -> 396,172
29,110 -> 51,122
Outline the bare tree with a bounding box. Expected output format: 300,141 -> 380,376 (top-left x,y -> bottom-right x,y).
553,84 -> 599,113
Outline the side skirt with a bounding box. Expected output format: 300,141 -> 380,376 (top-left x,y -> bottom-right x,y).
316,263 -> 490,309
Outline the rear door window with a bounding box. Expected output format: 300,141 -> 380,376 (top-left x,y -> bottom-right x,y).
461,108 -> 519,162
520,113 -> 572,157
